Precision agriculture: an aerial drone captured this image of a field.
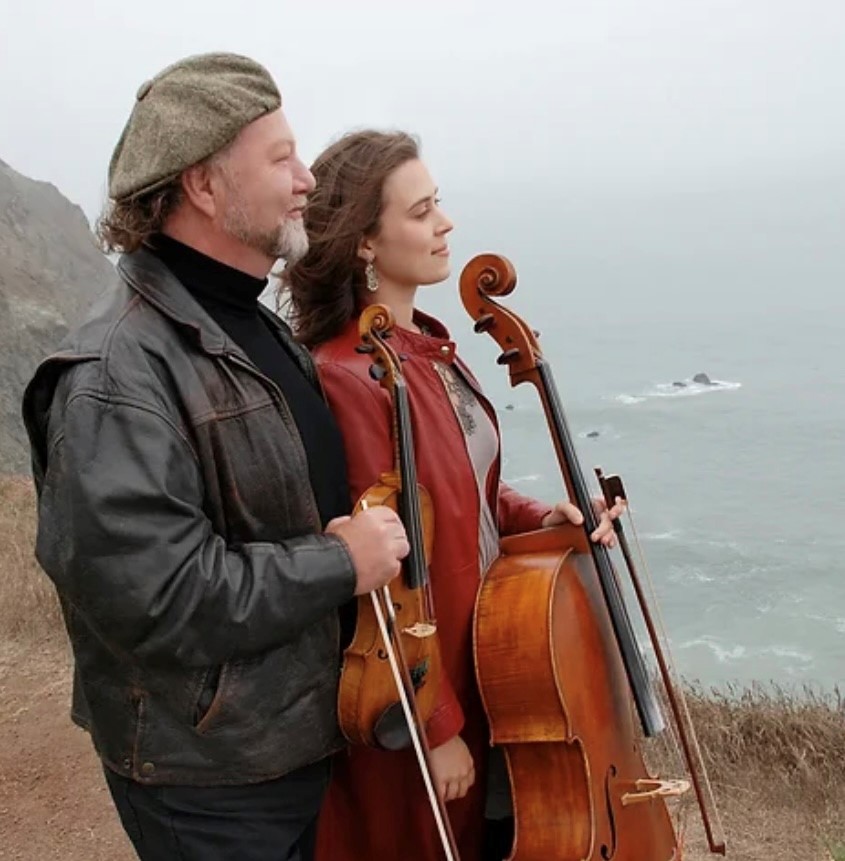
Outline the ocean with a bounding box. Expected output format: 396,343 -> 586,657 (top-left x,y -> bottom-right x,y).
415,178 -> 845,691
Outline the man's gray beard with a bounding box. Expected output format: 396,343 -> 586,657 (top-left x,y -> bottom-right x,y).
276,218 -> 309,263
223,206 -> 309,264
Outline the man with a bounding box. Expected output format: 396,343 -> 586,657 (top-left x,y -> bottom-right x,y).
22,52 -> 408,861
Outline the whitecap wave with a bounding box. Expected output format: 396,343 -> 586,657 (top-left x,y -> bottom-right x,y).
640,530 -> 681,542
615,377 -> 742,404
679,637 -> 815,670
763,646 -> 814,664
649,379 -> 742,398
680,636 -> 747,663
505,474 -> 541,484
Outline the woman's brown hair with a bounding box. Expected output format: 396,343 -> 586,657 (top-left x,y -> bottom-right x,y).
282,130 -> 420,348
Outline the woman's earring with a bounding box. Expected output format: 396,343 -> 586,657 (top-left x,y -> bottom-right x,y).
365,261 -> 379,293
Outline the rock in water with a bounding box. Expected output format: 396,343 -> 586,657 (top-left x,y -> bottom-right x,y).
0,159 -> 114,473
692,372 -> 714,385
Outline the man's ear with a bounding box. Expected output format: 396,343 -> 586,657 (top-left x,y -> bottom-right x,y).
180,162 -> 219,219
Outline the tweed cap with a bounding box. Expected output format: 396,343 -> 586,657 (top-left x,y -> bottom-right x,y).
108,52 -> 282,201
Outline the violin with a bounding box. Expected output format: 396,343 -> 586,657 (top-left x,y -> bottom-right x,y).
460,254 -> 726,861
337,304 -> 462,860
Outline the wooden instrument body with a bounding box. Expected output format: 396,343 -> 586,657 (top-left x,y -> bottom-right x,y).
475,526 -> 679,861
337,477 -> 442,749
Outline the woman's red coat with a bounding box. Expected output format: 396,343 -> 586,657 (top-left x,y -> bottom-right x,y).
312,312 -> 550,861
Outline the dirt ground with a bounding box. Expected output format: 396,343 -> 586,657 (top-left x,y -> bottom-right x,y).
0,640 -> 134,861
1,637 -> 841,861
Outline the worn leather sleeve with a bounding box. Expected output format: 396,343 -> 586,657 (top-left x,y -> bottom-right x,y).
496,481 -> 552,536
34,392 -> 357,668
318,361 -> 466,747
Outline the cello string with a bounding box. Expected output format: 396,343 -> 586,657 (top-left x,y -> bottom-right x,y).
625,502 -> 727,844
461,257 -> 725,854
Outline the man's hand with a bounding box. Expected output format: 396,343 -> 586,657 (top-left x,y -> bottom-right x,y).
430,734 -> 475,802
542,496 -> 627,547
326,507 -> 409,595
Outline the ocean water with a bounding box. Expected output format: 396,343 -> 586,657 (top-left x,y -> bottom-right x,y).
416,222 -> 844,690
399,167 -> 845,691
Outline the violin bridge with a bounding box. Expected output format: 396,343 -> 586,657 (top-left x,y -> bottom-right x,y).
620,778 -> 691,806
402,622 -> 437,638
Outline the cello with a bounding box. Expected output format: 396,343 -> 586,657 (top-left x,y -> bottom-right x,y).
460,254 -> 726,860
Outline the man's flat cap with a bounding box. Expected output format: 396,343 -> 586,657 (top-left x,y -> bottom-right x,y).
108,52 -> 281,201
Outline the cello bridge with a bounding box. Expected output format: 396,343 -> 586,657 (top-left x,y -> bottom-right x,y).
621,778 -> 691,807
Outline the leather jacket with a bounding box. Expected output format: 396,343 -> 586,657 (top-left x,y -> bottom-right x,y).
22,248 -> 356,785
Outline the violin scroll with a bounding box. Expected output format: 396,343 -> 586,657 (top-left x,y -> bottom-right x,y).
359,303 -> 395,339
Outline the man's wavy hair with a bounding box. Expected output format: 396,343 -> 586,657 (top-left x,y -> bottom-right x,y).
282,130 -> 420,349
96,144 -> 237,254
96,180 -> 184,254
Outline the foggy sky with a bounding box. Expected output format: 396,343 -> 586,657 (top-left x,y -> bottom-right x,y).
2,0 -> 843,323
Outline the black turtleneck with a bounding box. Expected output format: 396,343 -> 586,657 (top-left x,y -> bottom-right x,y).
149,234 -> 350,527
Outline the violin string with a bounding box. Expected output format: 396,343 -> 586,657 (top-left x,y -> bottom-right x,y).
371,586 -> 458,861
360,329 -> 460,856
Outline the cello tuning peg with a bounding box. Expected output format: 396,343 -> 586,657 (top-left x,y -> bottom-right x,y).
496,348 -> 520,366
355,344 -> 375,354
368,364 -> 387,381
533,329 -> 541,338
473,314 -> 495,334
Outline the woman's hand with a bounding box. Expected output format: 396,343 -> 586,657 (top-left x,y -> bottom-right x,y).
541,496 -> 626,547
429,734 -> 475,802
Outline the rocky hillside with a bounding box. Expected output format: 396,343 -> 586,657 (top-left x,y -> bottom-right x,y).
0,159 -> 113,473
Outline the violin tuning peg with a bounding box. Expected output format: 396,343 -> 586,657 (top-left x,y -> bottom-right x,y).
496,348 -> 520,366
368,364 -> 387,381
473,314 -> 495,334
533,329 -> 541,338
355,344 -> 375,354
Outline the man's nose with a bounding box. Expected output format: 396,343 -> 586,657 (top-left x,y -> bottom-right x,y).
294,157 -> 316,194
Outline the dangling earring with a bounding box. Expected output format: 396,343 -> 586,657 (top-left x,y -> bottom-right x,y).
365,261 -> 379,293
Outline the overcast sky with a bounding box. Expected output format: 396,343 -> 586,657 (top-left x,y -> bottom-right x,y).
2,0 -> 844,323
2,0 -> 843,215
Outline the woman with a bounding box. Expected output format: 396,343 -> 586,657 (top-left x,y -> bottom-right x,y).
284,130 -> 619,861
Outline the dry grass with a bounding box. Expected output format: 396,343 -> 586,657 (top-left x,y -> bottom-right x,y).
1,473 -> 843,859
685,681 -> 844,790
677,683 -> 845,859
0,474 -> 62,641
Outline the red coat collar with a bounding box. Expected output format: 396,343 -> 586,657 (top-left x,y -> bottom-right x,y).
322,308 -> 458,364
